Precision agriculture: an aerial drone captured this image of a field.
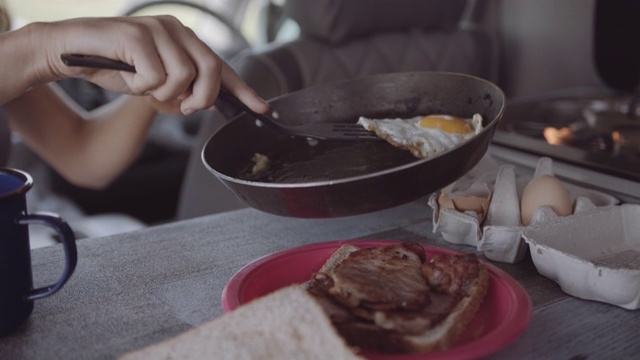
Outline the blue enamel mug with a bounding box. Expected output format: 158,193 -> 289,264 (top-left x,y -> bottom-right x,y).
0,168 -> 77,335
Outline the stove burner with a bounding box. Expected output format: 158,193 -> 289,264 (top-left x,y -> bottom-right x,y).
494,92 -> 640,182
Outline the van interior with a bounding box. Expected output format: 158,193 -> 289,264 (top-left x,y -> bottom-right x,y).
5,0 -> 638,247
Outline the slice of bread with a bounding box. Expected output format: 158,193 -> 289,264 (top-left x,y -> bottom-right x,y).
404,264 -> 489,352
120,285 -> 363,360
306,243 -> 489,354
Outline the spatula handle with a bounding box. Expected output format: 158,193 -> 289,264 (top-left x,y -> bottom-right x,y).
61,53 -> 136,72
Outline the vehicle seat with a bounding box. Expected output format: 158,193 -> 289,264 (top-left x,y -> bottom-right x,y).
177,0 -> 497,219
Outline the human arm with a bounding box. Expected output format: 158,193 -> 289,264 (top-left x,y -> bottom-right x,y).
5,84 -> 159,189
0,15 -> 269,114
0,15 -> 269,189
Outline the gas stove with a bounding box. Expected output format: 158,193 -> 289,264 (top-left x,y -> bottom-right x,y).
489,88 -> 640,203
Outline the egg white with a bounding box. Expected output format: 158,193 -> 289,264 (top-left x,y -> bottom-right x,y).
357,114 -> 483,159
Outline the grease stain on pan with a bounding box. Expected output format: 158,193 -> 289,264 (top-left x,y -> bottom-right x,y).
237,137 -> 417,183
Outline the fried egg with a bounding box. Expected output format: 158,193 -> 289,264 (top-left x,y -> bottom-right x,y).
357,114 -> 484,159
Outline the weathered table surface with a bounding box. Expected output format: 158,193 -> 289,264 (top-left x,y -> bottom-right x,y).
1,197 -> 638,359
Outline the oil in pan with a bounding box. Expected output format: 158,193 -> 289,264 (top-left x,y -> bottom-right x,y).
237,137 -> 417,183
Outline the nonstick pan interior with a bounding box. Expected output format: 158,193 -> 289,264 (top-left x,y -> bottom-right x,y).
202,71 -> 505,218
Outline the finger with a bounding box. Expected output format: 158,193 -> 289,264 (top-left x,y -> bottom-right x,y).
52,18 -> 167,93
166,25 -> 224,115
160,19 -> 268,114
117,26 -> 167,93
130,16 -> 196,102
144,96 -> 183,115
219,62 -> 270,114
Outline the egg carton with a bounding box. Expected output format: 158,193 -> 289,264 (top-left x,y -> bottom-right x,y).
428,156 -> 619,263
522,204 -> 640,310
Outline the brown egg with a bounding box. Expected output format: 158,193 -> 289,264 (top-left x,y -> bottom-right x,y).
438,191 -> 490,224
437,192 -> 455,210
451,196 -> 490,223
520,175 -> 572,226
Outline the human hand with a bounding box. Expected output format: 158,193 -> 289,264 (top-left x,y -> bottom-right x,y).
35,16 -> 268,115
144,96 -> 183,115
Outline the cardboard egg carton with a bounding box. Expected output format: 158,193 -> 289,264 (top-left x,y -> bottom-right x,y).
522,204 -> 640,310
428,156 -> 619,263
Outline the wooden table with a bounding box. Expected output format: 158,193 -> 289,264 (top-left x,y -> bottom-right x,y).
1,197 -> 638,359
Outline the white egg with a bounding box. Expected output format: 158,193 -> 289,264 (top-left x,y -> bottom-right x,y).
357,114 -> 483,159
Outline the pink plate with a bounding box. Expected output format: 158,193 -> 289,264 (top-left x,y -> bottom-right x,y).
222,240 -> 532,359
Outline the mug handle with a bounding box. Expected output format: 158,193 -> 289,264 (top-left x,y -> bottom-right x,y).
18,212 -> 78,301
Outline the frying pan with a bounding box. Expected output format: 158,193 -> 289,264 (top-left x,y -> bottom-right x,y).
202,71 -> 505,218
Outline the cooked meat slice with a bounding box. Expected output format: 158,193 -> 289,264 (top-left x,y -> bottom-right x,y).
333,321 -> 409,354
305,273 -> 355,323
400,241 -> 427,263
422,253 -> 481,297
304,244 -> 489,354
422,291 -> 462,315
328,242 -> 430,310
372,291 -> 459,334
373,311 -> 437,334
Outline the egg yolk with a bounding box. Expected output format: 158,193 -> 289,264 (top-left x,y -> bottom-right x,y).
419,115 -> 471,134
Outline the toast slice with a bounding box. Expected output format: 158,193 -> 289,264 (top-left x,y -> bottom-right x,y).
120,286 -> 364,360
304,242 -> 489,354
